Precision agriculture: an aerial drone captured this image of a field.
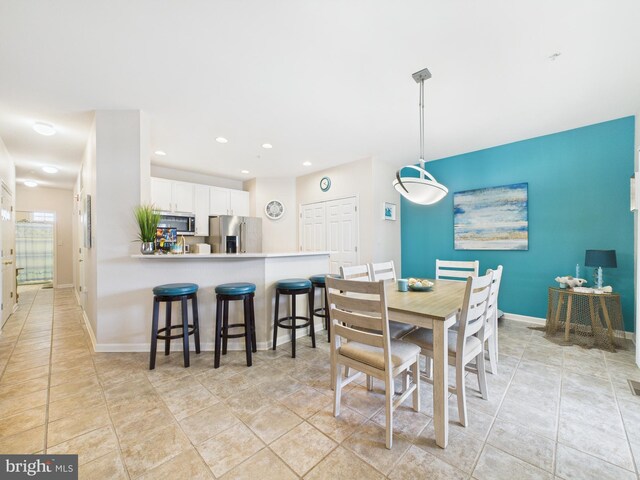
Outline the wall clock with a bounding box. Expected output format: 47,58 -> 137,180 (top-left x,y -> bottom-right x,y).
320,176 -> 331,192
264,199 -> 285,220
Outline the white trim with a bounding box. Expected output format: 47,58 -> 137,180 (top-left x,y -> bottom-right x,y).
501,311 -> 636,341
82,309 -> 97,352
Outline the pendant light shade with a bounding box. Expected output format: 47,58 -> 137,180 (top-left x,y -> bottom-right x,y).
393,67 -> 448,206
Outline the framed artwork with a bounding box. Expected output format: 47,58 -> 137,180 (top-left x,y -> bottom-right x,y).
383,202 -> 396,221
453,182 -> 528,250
84,194 -> 92,248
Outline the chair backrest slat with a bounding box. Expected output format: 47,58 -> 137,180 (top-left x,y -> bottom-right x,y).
485,265 -> 503,321
370,261 -> 396,282
333,323 -> 385,348
435,259 -> 479,281
340,264 -> 371,281
456,271 -> 493,354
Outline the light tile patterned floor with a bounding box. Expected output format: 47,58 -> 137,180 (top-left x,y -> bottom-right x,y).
0,285 -> 639,479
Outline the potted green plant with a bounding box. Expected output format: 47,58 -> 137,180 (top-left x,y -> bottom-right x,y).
134,204 -> 160,254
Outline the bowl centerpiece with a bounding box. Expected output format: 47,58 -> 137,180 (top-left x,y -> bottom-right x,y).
408,278 -> 434,292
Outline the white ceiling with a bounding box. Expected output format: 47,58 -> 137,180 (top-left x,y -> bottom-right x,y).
1,1 -> 639,190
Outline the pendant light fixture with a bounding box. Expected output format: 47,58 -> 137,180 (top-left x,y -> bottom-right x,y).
392,67 -> 448,205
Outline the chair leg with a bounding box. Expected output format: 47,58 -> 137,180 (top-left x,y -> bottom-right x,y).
222,299 -> 229,355
164,300 -> 172,355
424,357 -> 433,379
477,351 -> 488,400
309,290 -> 316,348
192,293 -> 201,354
366,375 -> 373,391
181,297 -> 190,368
149,298 -> 160,370
488,335 -> 498,375
412,357 -> 421,412
385,375 -> 393,449
291,294 -> 297,358
272,290 -> 280,350
456,358 -> 467,427
214,297 -> 223,368
333,361 -> 343,417
243,296 -> 252,367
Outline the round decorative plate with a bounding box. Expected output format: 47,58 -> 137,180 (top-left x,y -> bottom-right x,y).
320,176 -> 331,192
265,200 -> 285,220
409,284 -> 433,292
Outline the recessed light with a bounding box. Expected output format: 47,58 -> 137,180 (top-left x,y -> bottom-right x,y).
24,181 -> 38,187
33,122 -> 56,136
262,143 -> 273,149
241,170 -> 250,174
42,166 -> 58,174
154,150 -> 166,156
303,161 -> 312,166
216,137 -> 228,144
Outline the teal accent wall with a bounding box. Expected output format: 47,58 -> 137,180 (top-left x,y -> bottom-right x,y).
401,117 -> 635,331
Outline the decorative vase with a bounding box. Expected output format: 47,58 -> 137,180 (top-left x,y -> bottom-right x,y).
140,242 -> 155,255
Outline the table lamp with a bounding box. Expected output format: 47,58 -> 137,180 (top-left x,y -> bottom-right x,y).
584,250 -> 617,289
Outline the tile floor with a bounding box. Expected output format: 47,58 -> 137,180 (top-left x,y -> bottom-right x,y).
0,285 -> 639,479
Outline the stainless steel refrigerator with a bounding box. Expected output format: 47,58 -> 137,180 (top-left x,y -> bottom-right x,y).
207,215 -> 262,253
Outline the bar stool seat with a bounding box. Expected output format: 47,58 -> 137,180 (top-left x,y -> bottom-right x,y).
214,282 -> 257,368
309,274 -> 327,285
273,278 -> 314,358
149,283 -> 200,370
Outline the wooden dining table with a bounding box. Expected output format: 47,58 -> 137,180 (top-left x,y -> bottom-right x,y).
385,279 -> 467,449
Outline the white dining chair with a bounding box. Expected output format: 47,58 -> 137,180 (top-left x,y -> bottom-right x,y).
403,271 -> 493,427
484,265 -> 503,375
340,264 -> 371,282
326,276 -> 421,449
435,259 -> 479,281
370,261 -> 396,282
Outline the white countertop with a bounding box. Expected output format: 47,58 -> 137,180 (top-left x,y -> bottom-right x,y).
132,251 -> 329,259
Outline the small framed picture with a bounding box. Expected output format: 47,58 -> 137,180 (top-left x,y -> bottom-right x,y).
383,202 -> 396,221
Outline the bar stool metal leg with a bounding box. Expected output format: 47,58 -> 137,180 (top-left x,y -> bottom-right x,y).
291,293 -> 297,358
222,299 -> 229,354
272,290 -> 280,350
309,291 -> 316,348
243,296 -> 252,367
192,293 -> 201,354
181,297 -> 190,368
150,297 -> 160,370
250,294 -> 257,352
325,286 -> 330,342
164,300 -> 172,355
214,297 -> 223,368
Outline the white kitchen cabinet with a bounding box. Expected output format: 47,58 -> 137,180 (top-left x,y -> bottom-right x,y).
209,187 -> 250,216
172,181 -> 195,213
150,178 -> 195,213
229,190 -> 250,216
150,177 -> 172,211
194,184 -> 210,236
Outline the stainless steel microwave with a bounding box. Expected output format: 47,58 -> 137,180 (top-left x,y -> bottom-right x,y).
157,212 -> 196,235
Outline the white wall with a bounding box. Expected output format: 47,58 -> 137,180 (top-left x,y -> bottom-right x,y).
16,186 -> 74,287
296,157 -> 401,267
151,165 -> 243,190
244,177 -> 297,253
0,136 -> 15,189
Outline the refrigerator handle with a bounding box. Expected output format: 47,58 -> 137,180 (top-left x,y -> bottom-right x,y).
239,221 -> 246,253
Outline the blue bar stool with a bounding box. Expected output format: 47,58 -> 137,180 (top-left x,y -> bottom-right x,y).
272,278 -> 314,358
309,274 -> 330,343
214,282 -> 257,368
149,283 -> 200,370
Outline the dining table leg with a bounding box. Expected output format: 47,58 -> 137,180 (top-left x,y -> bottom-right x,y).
433,315 -> 452,448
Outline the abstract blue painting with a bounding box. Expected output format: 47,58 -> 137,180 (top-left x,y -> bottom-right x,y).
454,183 -> 528,250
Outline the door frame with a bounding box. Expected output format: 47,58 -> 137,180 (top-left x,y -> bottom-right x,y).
298,194 -> 360,266
15,210 -> 57,288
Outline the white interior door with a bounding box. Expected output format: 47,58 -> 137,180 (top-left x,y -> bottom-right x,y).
1,184 -> 15,325
300,196 -> 358,274
300,202 -> 326,252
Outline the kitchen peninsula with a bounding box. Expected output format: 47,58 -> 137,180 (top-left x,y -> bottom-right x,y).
115,251 -> 330,353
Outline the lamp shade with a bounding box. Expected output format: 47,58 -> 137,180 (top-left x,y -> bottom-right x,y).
584,250 -> 617,268
392,164 -> 448,205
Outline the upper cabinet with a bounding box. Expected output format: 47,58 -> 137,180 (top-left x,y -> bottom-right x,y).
150,178 -> 194,213
210,187 -> 249,216
194,185 -> 210,236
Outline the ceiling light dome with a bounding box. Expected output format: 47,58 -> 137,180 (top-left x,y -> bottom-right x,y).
24,181 -> 38,187
42,166 -> 58,174
33,122 -> 56,136
392,67 -> 448,206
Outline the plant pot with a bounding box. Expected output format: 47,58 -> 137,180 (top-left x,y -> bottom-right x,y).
140,242 -> 155,255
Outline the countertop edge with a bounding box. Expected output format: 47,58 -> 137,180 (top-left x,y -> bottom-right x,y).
131,252 -> 330,259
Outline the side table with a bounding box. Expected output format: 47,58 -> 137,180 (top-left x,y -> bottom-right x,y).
546,287 -> 624,351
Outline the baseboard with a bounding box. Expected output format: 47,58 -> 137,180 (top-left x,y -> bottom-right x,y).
501,312 -> 545,326
94,325 -> 329,353
502,311 -> 635,342
82,309 -> 97,352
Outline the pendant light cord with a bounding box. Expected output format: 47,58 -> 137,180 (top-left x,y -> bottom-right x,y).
419,78 -> 425,171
